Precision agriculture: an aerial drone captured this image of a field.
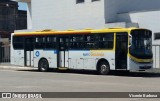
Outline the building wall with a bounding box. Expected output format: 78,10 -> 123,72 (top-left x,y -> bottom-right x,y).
26,2 -> 32,29
16,10 -> 27,30
117,0 -> 160,13
31,0 -> 105,30
15,0 -> 160,30
104,0 -> 118,23
104,0 -> 160,23
0,1 -> 18,32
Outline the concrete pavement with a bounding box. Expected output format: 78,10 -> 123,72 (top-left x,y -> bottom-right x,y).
0,64 -> 160,101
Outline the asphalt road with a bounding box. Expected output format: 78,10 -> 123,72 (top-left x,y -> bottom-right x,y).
0,67 -> 160,101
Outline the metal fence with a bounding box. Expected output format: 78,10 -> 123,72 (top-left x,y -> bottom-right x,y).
0,42 -> 10,63
153,45 -> 160,68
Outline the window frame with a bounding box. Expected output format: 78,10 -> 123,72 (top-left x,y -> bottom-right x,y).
76,0 -> 85,4
154,32 -> 160,40
92,0 -> 100,2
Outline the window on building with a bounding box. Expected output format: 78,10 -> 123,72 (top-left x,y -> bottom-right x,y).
92,0 -> 100,2
76,0 -> 84,4
154,33 -> 160,40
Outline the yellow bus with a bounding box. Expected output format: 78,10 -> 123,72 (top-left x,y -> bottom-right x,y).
11,28 -> 153,75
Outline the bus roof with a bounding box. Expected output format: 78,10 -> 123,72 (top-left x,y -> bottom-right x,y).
13,28 -> 149,36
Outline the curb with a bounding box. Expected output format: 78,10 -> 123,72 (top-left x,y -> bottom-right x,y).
0,65 -> 37,70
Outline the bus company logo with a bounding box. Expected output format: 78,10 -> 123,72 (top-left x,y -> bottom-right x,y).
83,52 -> 104,57
35,51 -> 40,57
54,50 -> 57,54
1,93 -> 42,99
2,93 -> 11,99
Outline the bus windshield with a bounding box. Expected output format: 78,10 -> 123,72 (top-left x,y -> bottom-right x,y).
130,29 -> 152,59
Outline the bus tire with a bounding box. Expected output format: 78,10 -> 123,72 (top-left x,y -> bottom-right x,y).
38,59 -> 49,72
97,61 -> 110,75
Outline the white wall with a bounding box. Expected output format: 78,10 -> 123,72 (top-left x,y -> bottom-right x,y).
31,0 -> 105,30
117,0 -> 160,13
19,0 -> 160,30
15,0 -> 160,30
27,2 -> 32,29
104,0 -> 118,23
104,0 -> 160,23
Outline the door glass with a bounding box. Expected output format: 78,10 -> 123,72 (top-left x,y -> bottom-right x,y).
116,33 -> 128,69
60,37 -> 69,50
26,38 -> 34,51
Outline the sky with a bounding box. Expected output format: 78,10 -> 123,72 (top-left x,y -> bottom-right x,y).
18,2 -> 27,10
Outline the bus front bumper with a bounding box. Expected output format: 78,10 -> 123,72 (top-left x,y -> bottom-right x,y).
129,59 -> 153,71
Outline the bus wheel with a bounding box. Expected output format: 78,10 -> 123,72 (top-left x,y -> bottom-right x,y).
97,61 -> 110,75
38,59 -> 49,72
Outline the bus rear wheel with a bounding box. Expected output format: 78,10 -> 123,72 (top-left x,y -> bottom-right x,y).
38,59 -> 49,72
97,61 -> 110,75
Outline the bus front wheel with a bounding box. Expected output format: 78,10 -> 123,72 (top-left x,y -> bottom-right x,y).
38,59 -> 49,72
97,61 -> 110,75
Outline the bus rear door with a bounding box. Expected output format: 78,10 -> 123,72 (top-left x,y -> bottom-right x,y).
57,36 -> 69,68
24,38 -> 34,67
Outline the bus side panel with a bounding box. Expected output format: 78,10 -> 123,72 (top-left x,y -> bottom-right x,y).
68,50 -> 115,70
11,33 -> 17,65
68,51 -> 84,69
128,58 -> 153,71
18,50 -> 24,66
12,50 -> 24,66
10,49 -> 15,65
10,48 -> 16,65
10,34 -> 15,65
103,51 -> 115,70
11,34 -> 25,66
69,50 -> 97,70
83,58 -> 96,70
69,50 -> 96,70
34,50 -> 57,68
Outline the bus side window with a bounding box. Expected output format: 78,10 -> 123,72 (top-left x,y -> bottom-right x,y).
70,36 -> 76,49
13,36 -> 24,49
70,35 -> 84,49
98,33 -> 114,49
84,35 -> 96,49
35,37 -> 46,49
46,36 -> 56,49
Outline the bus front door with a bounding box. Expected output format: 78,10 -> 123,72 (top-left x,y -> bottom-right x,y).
24,38 -> 34,67
115,33 -> 128,70
57,37 -> 69,68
